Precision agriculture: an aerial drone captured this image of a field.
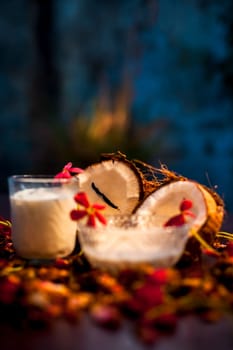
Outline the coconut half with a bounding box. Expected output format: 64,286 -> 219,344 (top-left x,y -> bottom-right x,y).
135,180 -> 224,244
76,159 -> 144,215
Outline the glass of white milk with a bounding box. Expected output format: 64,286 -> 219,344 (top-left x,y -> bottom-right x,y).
8,175 -> 78,260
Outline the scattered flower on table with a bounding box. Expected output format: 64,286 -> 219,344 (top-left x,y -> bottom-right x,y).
1,210 -> 233,345
226,241 -> 233,257
0,217 -> 11,236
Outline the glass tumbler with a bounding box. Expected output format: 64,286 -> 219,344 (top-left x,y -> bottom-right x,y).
8,175 -> 78,260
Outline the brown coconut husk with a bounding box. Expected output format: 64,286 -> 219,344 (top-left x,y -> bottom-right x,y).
77,153 -> 145,215
100,151 -> 145,202
100,152 -> 225,257
101,152 -> 161,199
132,159 -> 224,243
132,158 -> 225,263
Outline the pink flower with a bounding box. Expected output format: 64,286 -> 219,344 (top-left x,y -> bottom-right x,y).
70,192 -> 107,227
55,162 -> 83,179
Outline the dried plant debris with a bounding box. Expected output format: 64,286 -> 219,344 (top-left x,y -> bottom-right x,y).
1,221 -> 233,345
0,153 -> 231,345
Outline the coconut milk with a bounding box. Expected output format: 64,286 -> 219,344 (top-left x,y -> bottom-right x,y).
10,188 -> 77,259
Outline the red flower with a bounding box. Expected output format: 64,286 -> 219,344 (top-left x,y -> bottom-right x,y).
70,192 -> 107,227
135,285 -> 164,310
164,198 -> 195,227
226,241 -> 233,257
55,162 -> 83,179
126,283 -> 165,316
0,276 -> 20,304
146,269 -> 169,286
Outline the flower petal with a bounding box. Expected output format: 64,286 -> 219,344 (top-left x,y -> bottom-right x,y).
183,210 -> 195,218
70,167 -> 84,174
55,162 -> 83,179
95,211 -> 107,225
70,209 -> 87,221
64,162 -> 72,170
54,172 -> 72,179
92,203 -> 106,210
180,199 -> 193,211
163,214 -> 185,227
74,192 -> 90,208
87,214 -> 96,227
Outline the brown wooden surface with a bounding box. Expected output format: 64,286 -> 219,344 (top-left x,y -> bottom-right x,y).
0,315 -> 233,350
1,195 -> 233,350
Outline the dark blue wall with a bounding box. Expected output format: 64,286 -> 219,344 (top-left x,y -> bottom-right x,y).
1,0 -> 233,210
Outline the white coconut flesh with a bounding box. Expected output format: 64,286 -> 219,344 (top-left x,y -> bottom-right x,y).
136,181 -> 212,230
76,160 -> 142,215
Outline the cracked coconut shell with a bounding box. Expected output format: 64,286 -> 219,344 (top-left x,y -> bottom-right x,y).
76,157 -> 144,215
135,179 -> 224,247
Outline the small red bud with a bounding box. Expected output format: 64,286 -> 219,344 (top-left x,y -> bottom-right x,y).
180,199 -> 193,212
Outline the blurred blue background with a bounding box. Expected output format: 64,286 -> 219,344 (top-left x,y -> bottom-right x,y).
1,0 -> 233,211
